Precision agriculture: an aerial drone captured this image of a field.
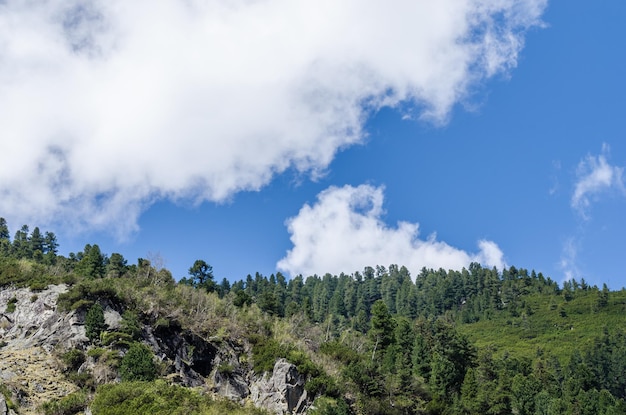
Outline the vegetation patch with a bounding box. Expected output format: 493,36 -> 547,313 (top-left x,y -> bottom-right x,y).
119,342 -> 157,382
5,297 -> 17,313
91,380 -> 269,415
41,390 -> 88,415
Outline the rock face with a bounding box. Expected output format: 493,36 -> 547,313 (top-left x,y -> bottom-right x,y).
147,328 -> 312,413
249,359 -> 309,414
0,284 -> 312,414
0,285 -> 87,351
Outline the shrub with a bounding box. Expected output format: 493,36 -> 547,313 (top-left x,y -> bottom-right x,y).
250,336 -> 290,374
120,311 -> 142,340
57,280 -> 122,312
119,343 -> 157,382
217,362 -> 234,375
67,372 -> 96,390
62,349 -> 86,372
87,348 -> 107,359
101,331 -> 134,348
5,297 -> 17,313
91,381 -> 269,415
309,397 -> 351,415
41,390 -> 88,415
29,277 -> 53,292
320,341 -> 359,364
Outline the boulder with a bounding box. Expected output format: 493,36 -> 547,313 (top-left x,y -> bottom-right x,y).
249,358 -> 309,414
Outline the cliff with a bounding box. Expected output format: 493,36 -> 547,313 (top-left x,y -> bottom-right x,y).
0,285 -> 310,415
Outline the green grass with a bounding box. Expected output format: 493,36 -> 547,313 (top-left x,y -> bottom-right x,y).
91,380 -> 269,415
458,290 -> 626,362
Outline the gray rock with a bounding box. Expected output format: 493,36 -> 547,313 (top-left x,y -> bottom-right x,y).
213,369 -> 250,401
0,285 -> 313,414
0,394 -> 7,415
249,358 -> 309,414
103,307 -> 122,331
0,285 -> 88,351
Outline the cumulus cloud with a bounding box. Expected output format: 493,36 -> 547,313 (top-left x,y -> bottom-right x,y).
0,0 -> 546,235
572,144 -> 626,219
277,184 -> 505,277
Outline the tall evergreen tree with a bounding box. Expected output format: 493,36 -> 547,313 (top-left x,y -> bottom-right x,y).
186,259 -> 215,292
76,244 -> 106,278
43,231 -> 59,255
85,303 -> 108,343
0,218 -> 9,240
12,225 -> 30,258
368,300 -> 396,361
106,253 -> 128,278
0,218 -> 10,256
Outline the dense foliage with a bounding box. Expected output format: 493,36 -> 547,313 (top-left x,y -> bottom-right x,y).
1,217 -> 626,414
91,381 -> 269,415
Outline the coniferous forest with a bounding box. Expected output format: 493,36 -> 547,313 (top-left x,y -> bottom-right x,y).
1,217 -> 626,414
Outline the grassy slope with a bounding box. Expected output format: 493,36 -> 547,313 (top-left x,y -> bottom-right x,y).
458,289 -> 626,362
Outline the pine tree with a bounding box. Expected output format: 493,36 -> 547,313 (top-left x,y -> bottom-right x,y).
85,303 -> 108,342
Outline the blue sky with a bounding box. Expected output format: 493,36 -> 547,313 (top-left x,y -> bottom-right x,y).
1,1 -> 625,287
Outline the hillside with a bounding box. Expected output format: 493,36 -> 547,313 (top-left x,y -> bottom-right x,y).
1,220 -> 626,414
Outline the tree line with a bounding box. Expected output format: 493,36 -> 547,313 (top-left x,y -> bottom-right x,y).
2,218 -> 625,414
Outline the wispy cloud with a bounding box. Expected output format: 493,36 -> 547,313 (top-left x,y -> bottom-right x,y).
277,184 -> 505,277
560,144 -> 626,282
0,0 -> 546,236
571,144 -> 626,219
548,160 -> 561,196
559,236 -> 581,282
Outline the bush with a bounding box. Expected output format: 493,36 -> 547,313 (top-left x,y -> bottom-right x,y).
62,349 -> 86,371
101,331 -> 134,348
87,348 -> 107,359
310,397 -> 351,415
250,336 -> 290,374
120,311 -> 142,340
67,372 -> 96,390
5,297 -> 17,313
119,343 -> 157,382
29,277 -> 55,292
41,390 -> 88,415
217,362 -> 234,375
91,380 -> 269,415
320,341 -> 360,364
57,280 -> 122,312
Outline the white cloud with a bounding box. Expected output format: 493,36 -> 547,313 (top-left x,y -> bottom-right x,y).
0,0 -> 546,235
277,184 -> 505,277
559,236 -> 580,282
572,144 -> 626,219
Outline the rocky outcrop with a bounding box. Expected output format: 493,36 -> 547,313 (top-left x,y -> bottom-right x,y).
0,394 -> 17,415
0,285 -> 87,351
146,326 -> 312,413
249,359 -> 310,414
0,284 -> 312,414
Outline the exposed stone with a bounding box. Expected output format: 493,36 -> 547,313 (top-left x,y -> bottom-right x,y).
0,285 -> 312,414
213,369 -> 250,401
104,307 -> 122,331
0,285 -> 88,351
0,394 -> 7,415
249,358 -> 309,414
